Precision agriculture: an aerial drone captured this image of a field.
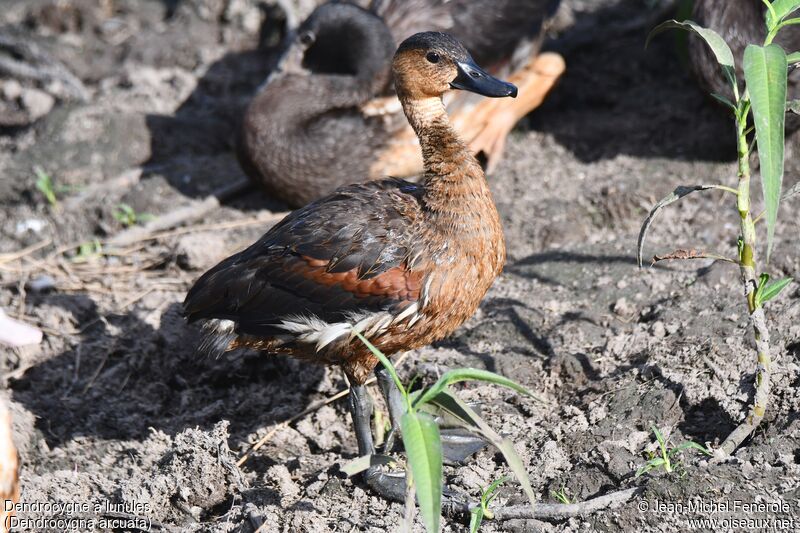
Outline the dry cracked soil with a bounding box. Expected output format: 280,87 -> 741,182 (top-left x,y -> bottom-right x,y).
1,0 -> 799,531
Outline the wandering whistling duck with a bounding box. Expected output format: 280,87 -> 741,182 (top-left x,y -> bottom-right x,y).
689,0 -> 799,130
237,0 -> 564,207
185,31 -> 516,499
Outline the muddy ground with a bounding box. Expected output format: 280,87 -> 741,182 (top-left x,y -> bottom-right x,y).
1,0 -> 799,531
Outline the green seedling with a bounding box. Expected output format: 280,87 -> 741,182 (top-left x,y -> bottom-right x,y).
34,167 -> 58,208
550,485 -> 572,505
33,166 -> 78,208
635,426 -> 711,478
642,0 -> 798,458
71,239 -> 103,263
469,476 -> 509,533
348,331 -> 540,533
112,203 -> 153,228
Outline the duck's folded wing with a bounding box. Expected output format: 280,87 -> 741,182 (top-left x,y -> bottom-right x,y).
182,180 -> 425,337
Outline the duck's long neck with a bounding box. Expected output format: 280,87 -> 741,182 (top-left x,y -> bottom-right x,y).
401,95 -> 491,218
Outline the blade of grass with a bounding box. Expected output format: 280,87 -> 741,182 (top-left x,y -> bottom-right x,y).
427,390 -> 537,509
401,411 -> 442,533
668,441 -> 712,457
744,43 -> 788,260
414,368 -> 537,408
352,330 -> 408,406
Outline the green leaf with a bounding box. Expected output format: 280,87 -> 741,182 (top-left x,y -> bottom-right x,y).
759,277 -> 793,304
34,166 -> 58,207
652,425 -> 667,452
352,330 -> 408,401
711,92 -> 736,110
496,439 -> 537,509
401,411 -> 442,533
469,507 -> 484,533
766,0 -> 800,29
744,43 -> 788,260
470,477 -> 508,533
668,441 -> 713,458
788,51 -> 800,63
637,185 -> 734,267
482,476 -> 509,508
647,20 -> 736,91
340,454 -> 395,477
414,368 -> 536,408
426,391 -> 537,509
757,273 -> 771,295
635,458 -> 666,478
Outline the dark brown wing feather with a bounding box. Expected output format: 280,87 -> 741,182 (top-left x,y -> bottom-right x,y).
182,179 -> 425,337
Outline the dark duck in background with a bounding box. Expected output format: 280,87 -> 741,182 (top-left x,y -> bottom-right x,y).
689,0 -> 800,131
185,32 -> 516,499
238,0 -> 564,207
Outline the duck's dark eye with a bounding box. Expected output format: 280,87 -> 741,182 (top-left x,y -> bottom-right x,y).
299,30 -> 315,46
426,52 -> 440,64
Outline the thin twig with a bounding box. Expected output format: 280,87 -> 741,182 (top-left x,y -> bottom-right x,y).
63,169 -> 142,210
107,177 -> 253,247
494,487 -> 643,519
0,238 -> 52,265
443,487 -> 643,520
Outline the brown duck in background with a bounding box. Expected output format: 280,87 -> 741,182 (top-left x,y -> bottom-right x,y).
238,0 -> 564,207
689,0 -> 800,130
186,31 -> 516,500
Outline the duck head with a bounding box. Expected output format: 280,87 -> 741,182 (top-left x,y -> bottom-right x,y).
392,32 -> 518,100
274,2 -> 396,93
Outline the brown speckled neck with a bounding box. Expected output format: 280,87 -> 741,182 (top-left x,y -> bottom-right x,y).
398,93 -> 493,224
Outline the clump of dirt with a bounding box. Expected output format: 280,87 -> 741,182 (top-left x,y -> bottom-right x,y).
118,422 -> 244,524
1,0 -> 799,532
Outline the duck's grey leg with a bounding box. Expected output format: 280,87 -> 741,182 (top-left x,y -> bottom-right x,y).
374,366 -> 405,453
348,383 -> 375,456
349,383 -> 477,508
348,384 -> 406,501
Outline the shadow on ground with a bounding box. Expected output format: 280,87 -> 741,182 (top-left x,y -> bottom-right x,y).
10,294 -> 326,448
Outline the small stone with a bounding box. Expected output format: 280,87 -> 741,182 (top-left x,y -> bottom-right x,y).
176,232 -> 227,270
27,275 -> 56,293
650,321 -> 666,338
20,87 -> 55,121
612,297 -> 634,316
15,218 -> 46,234
2,79 -> 22,100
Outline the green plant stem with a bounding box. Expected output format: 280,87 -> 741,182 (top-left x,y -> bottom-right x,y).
716,113 -> 773,459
